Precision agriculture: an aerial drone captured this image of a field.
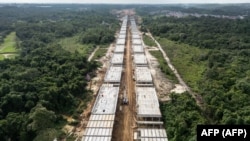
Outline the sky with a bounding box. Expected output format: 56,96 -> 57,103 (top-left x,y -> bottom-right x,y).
0,0 -> 249,4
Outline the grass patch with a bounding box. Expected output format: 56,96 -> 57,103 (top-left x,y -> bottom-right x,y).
57,35 -> 95,56
149,50 -> 177,83
0,32 -> 17,53
0,32 -> 19,60
0,54 -> 18,60
99,44 -> 109,48
9,54 -> 18,59
143,35 -> 157,47
92,48 -> 107,61
0,54 -> 4,60
158,38 -> 209,92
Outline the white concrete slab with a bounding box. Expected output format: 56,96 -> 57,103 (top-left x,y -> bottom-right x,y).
134,54 -> 148,65
132,45 -> 144,53
132,38 -> 142,45
136,87 -> 161,117
111,53 -> 124,65
114,45 -> 125,53
92,85 -> 119,114
119,30 -> 126,35
117,38 -> 126,45
138,128 -> 168,140
104,66 -> 122,83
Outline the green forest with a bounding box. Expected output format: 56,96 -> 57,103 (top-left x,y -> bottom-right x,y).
1,3 -> 250,141
139,4 -> 250,141
0,5 -> 119,141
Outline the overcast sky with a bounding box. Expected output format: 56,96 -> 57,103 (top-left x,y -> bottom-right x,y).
0,0 -> 249,4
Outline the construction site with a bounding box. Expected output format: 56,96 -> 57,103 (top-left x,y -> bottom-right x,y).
81,14 -> 168,141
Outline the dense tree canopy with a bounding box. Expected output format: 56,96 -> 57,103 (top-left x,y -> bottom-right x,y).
0,4 -> 119,140
142,16 -> 250,49
139,4 -> 250,141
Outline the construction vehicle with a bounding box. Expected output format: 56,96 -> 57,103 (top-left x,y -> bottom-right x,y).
122,89 -> 129,105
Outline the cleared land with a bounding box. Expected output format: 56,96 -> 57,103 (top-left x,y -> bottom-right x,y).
58,36 -> 110,62
143,35 -> 157,47
92,48 -> 107,61
147,33 -> 205,108
157,38 -> 208,92
149,50 -> 177,83
144,50 -> 174,101
0,55 -> 4,60
121,25 -> 135,141
0,32 -> 17,52
58,36 -> 94,55
112,24 -> 136,141
0,32 -> 18,59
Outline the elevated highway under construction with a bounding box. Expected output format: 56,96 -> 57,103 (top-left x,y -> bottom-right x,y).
81,14 -> 168,141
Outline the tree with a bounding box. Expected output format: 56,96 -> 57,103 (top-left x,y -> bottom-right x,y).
28,104 -> 56,132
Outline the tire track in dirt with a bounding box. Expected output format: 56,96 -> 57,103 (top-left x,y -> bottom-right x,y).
112,19 -> 135,141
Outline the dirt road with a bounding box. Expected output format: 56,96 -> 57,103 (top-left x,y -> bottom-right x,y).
112,23 -> 135,141
87,46 -> 99,62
